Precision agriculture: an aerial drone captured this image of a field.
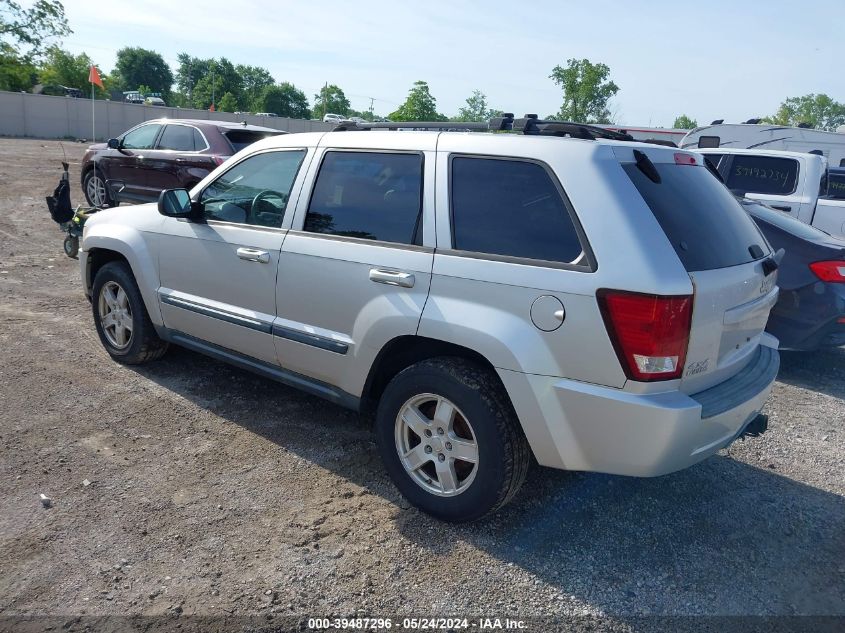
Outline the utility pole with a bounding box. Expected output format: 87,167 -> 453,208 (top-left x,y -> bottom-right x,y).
211,62 -> 216,110
368,97 -> 374,120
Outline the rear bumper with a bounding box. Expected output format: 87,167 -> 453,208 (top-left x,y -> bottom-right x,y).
500,344 -> 779,477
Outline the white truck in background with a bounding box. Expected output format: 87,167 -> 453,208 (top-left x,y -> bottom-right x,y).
682,123 -> 845,167
699,147 -> 845,239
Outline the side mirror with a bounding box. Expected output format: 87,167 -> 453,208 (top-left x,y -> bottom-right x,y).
107,138 -> 121,149
158,189 -> 196,218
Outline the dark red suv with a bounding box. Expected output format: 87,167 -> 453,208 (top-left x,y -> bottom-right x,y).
80,119 -> 285,207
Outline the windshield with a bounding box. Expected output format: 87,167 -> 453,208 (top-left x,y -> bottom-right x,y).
624,162 -> 769,271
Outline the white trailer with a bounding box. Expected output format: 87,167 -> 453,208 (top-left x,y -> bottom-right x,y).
682,123 -> 845,167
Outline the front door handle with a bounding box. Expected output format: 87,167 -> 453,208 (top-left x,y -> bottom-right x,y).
237,247 -> 270,264
369,268 -> 415,288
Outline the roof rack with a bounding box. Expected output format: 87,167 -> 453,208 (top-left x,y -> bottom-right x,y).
331,113 -> 634,142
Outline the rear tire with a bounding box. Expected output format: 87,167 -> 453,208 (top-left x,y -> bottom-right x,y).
83,168 -> 118,208
375,357 -> 531,522
92,261 -> 168,364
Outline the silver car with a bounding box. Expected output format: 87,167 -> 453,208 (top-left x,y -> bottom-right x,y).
80,126 -> 780,522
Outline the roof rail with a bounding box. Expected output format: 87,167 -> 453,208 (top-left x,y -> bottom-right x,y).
332,119 -> 496,131
509,115 -> 635,141
332,113 -> 634,142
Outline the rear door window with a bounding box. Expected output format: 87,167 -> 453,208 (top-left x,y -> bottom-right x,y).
724,155 -> 799,195
450,157 -> 585,265
157,125 -> 197,151
304,151 -> 423,244
623,162 -> 768,271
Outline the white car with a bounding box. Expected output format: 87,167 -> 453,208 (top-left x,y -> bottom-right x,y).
322,113 -> 346,125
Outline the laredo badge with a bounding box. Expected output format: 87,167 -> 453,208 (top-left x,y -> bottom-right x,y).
685,359 -> 709,377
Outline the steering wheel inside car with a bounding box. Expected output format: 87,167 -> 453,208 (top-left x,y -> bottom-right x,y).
249,190 -> 286,225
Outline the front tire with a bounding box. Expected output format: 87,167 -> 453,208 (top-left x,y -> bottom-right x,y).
63,235 -> 79,259
375,357 -> 531,522
83,168 -> 118,208
92,261 -> 168,364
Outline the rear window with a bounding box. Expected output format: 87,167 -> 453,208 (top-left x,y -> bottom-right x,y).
724,155 -> 799,195
827,171 -> 845,199
623,162 -> 768,271
224,130 -> 280,153
740,198 -> 830,241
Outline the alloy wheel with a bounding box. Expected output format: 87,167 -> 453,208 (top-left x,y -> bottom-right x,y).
394,393 -> 479,497
98,281 -> 133,349
87,174 -> 107,207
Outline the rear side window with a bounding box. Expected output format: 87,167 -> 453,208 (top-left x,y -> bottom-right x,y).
623,163 -> 768,271
157,125 -> 197,151
725,155 -> 799,195
224,130 -> 280,153
450,157 -> 584,264
304,151 -> 423,244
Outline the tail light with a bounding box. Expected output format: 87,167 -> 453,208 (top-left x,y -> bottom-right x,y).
809,261 -> 845,283
210,155 -> 226,166
597,290 -> 693,382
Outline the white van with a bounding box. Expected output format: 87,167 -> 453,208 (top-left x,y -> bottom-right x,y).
682,123 -> 845,168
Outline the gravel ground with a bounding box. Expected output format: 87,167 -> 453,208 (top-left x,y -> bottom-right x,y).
0,139 -> 843,632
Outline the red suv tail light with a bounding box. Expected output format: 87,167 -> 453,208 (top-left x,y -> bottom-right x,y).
210,155 -> 226,166
597,290 -> 693,382
809,261 -> 845,283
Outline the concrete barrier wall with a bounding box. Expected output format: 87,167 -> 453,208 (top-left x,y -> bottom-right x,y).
0,91 -> 334,140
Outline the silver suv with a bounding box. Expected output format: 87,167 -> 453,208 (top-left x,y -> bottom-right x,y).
80,119 -> 781,522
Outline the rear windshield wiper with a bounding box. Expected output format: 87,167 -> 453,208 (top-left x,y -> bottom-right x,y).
633,149 -> 661,184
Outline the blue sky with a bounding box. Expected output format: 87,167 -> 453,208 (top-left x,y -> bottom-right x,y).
56,0 -> 843,126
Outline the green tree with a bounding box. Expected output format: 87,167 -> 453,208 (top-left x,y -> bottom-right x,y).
256,82 -> 310,118
237,64 -> 274,111
455,89 -> 496,122
0,0 -> 70,91
549,58 -> 619,123
313,84 -> 350,117
763,94 -> 845,131
673,114 -> 698,129
389,80 -> 445,121
191,57 -> 241,110
174,53 -> 211,103
0,0 -> 70,59
112,47 -> 173,99
217,91 -> 238,112
39,46 -> 108,96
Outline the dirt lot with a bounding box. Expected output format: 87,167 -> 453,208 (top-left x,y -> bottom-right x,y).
0,139 -> 843,631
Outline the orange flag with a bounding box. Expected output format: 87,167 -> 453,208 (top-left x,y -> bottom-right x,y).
88,65 -> 103,89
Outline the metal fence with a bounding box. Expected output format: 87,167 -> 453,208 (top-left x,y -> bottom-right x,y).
0,91 -> 334,140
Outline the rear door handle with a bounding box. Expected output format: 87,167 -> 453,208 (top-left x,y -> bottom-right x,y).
237,247 -> 270,263
369,268 -> 415,288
